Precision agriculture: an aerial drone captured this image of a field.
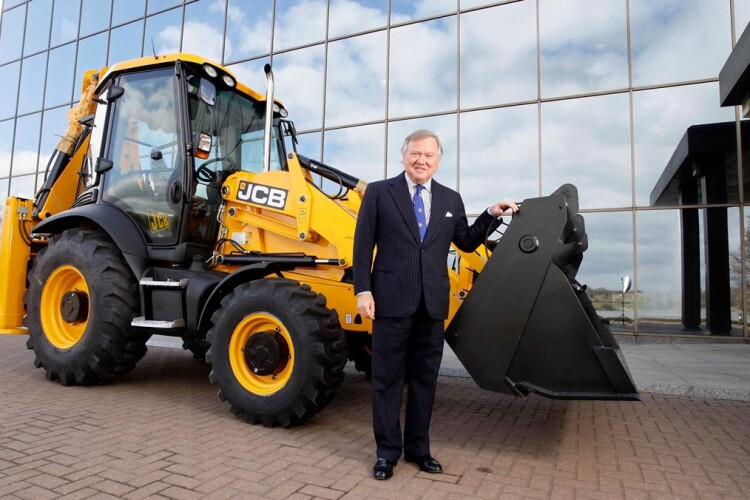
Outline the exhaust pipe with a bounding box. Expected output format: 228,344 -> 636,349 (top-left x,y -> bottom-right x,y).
263,64 -> 275,172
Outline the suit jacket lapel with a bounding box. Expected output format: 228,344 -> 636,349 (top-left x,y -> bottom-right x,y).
423,180 -> 447,245
387,173 -> 422,244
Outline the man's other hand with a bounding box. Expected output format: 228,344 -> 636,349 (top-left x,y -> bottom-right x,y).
357,292 -> 376,320
489,201 -> 520,217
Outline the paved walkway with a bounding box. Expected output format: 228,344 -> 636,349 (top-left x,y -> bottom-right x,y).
1,335 -> 750,499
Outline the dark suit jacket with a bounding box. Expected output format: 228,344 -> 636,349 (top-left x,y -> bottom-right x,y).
353,172 -> 499,320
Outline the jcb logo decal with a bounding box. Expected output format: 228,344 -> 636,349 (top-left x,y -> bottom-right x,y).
148,211 -> 171,232
236,181 -> 288,209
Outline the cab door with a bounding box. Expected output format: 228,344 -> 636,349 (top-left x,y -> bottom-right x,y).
99,68 -> 185,245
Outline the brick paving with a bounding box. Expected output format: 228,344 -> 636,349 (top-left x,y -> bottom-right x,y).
1,335 -> 749,499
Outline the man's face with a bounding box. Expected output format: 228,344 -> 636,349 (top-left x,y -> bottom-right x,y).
403,136 -> 441,185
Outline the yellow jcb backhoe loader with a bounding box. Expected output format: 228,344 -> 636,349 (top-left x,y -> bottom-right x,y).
0,53 -> 637,427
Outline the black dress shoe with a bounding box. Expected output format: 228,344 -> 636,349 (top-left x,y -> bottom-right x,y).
373,458 -> 395,480
405,455 -> 443,473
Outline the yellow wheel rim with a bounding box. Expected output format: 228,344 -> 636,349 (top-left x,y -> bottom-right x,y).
229,313 -> 295,396
41,265 -> 90,349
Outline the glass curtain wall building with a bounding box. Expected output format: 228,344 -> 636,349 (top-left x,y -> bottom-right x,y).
1,0 -> 749,338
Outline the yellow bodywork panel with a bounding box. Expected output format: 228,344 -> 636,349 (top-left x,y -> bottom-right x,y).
0,197 -> 34,334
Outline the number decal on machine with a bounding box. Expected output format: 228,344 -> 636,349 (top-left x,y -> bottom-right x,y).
236,181 -> 288,209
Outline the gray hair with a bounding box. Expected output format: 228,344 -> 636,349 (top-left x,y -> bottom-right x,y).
400,129 -> 444,157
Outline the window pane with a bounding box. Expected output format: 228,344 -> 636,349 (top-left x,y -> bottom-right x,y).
323,123 -> 385,185
45,43 -> 76,107
0,5 -> 25,64
273,0 -> 327,52
144,6 -> 183,56
460,1 -> 536,108
329,0 -> 387,38
25,0 -> 53,56
51,0 -> 81,47
0,179 -> 8,213
539,0 -> 628,97
108,21 -> 144,64
633,82 -> 734,206
225,0 -> 272,63
80,0 -> 111,36
575,211 -> 634,332
3,0 -> 26,10
112,0 -> 145,25
391,0 -> 456,22
13,113 -> 42,176
739,209 -> 750,332
0,62 -> 21,120
227,58 -> 270,98
631,0 -> 732,87
75,33 -> 108,98
389,17 -> 457,118
183,0 -> 225,63
9,174 -> 37,199
18,54 -> 48,115
736,1 -> 750,37
290,131 -> 322,163
148,0 -> 182,15
0,120 -> 14,177
39,106 -> 71,174
460,105 -> 538,214
273,45 -> 325,132
542,93 -> 631,209
387,115 -> 457,190
325,32 -> 386,127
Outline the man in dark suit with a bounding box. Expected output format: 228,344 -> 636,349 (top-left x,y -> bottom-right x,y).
353,129 -> 519,480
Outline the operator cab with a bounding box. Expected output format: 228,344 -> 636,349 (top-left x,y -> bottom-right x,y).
80,57 -> 290,265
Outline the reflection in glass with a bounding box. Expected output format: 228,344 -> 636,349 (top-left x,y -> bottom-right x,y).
738,210 -> 750,334
631,0 -> 731,87
144,7 -> 183,56
24,0 -> 53,56
108,21 -> 144,64
75,34 -> 108,98
45,43 -> 76,107
227,58 -> 270,98
18,54 -> 48,115
3,0 -> 26,10
460,105 -> 538,214
539,0 -> 627,97
0,179 -> 8,210
274,0 -> 327,52
387,115 -> 457,190
290,132 -> 322,165
391,0 -> 455,22
633,83 -> 734,206
51,0 -> 81,47
0,62 -> 21,120
542,93 -> 631,209
323,124 -> 385,186
328,0 -> 387,38
80,0 -> 112,36
574,211 -> 634,330
9,174 -> 37,199
389,17 -> 457,118
225,0 -> 273,63
325,32 -> 386,127
0,120 -> 14,177
39,106 -> 71,174
13,113 -> 42,176
460,1 -> 536,109
0,5 -> 25,64
147,0 -> 182,15
736,1 -> 750,38
112,0 -> 145,25
183,0 -> 225,63
273,45 -> 325,132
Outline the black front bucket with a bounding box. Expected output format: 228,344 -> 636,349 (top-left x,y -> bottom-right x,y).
446,185 -> 639,401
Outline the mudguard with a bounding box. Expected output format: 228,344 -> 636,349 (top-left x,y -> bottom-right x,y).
446,185 -> 639,400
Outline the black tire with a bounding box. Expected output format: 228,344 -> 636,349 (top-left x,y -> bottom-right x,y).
206,279 -> 346,427
24,228 -> 147,385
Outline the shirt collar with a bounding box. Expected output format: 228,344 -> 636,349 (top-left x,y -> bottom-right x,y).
405,173 -> 432,193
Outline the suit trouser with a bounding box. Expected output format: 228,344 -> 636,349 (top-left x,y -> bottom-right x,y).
371,298 -> 445,461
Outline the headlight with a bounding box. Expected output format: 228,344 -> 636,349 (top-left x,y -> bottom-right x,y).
221,74 -> 235,87
203,64 -> 218,78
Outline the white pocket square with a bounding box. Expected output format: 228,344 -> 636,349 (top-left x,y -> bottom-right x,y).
445,211 -> 453,217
